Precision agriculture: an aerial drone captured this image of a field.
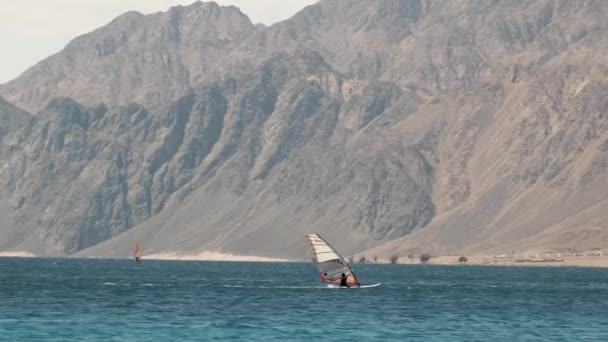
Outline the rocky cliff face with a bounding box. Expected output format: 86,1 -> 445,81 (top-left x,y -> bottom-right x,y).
0,0 -> 607,258
0,97 -> 30,139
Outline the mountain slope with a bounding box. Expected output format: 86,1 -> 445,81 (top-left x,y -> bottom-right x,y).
367,61 -> 608,257
0,51 -> 433,256
0,0 -> 607,258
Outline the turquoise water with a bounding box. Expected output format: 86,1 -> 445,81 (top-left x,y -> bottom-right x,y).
1,258 -> 607,341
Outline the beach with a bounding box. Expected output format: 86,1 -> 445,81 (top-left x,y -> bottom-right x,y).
3,249 -> 608,267
374,253 -> 608,268
143,251 -> 289,263
0,251 -> 36,258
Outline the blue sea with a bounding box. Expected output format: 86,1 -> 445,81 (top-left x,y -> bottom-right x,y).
1,258 -> 607,341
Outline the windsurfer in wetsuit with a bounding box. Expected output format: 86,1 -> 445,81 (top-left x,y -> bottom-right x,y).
340,273 -> 350,287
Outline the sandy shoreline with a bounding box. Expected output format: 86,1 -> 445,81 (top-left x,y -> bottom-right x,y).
0,250 -> 288,262
0,251 -> 37,258
2,251 -> 608,267
374,255 -> 608,268
142,251 -> 289,263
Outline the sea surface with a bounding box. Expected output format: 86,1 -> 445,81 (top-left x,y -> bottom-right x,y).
1,258 -> 607,341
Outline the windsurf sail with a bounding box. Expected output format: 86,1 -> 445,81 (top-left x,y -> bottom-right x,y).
306,233 -> 360,287
133,242 -> 142,263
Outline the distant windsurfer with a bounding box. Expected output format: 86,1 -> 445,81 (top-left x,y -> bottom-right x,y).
134,242 -> 142,263
320,272 -> 329,283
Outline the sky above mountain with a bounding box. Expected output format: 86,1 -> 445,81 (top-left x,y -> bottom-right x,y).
0,0 -> 318,83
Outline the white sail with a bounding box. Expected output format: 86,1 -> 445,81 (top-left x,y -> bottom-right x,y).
307,233 -> 359,286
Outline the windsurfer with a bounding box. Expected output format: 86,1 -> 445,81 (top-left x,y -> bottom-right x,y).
340,273 -> 349,287
134,242 -> 142,263
307,233 -> 371,288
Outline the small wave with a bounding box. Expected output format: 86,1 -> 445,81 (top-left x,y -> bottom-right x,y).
103,282 -> 132,286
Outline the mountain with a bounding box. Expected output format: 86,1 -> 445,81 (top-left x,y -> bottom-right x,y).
0,0 -> 607,258
0,1 -> 257,113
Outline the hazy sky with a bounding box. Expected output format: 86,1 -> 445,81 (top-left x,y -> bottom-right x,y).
0,0 -> 318,83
